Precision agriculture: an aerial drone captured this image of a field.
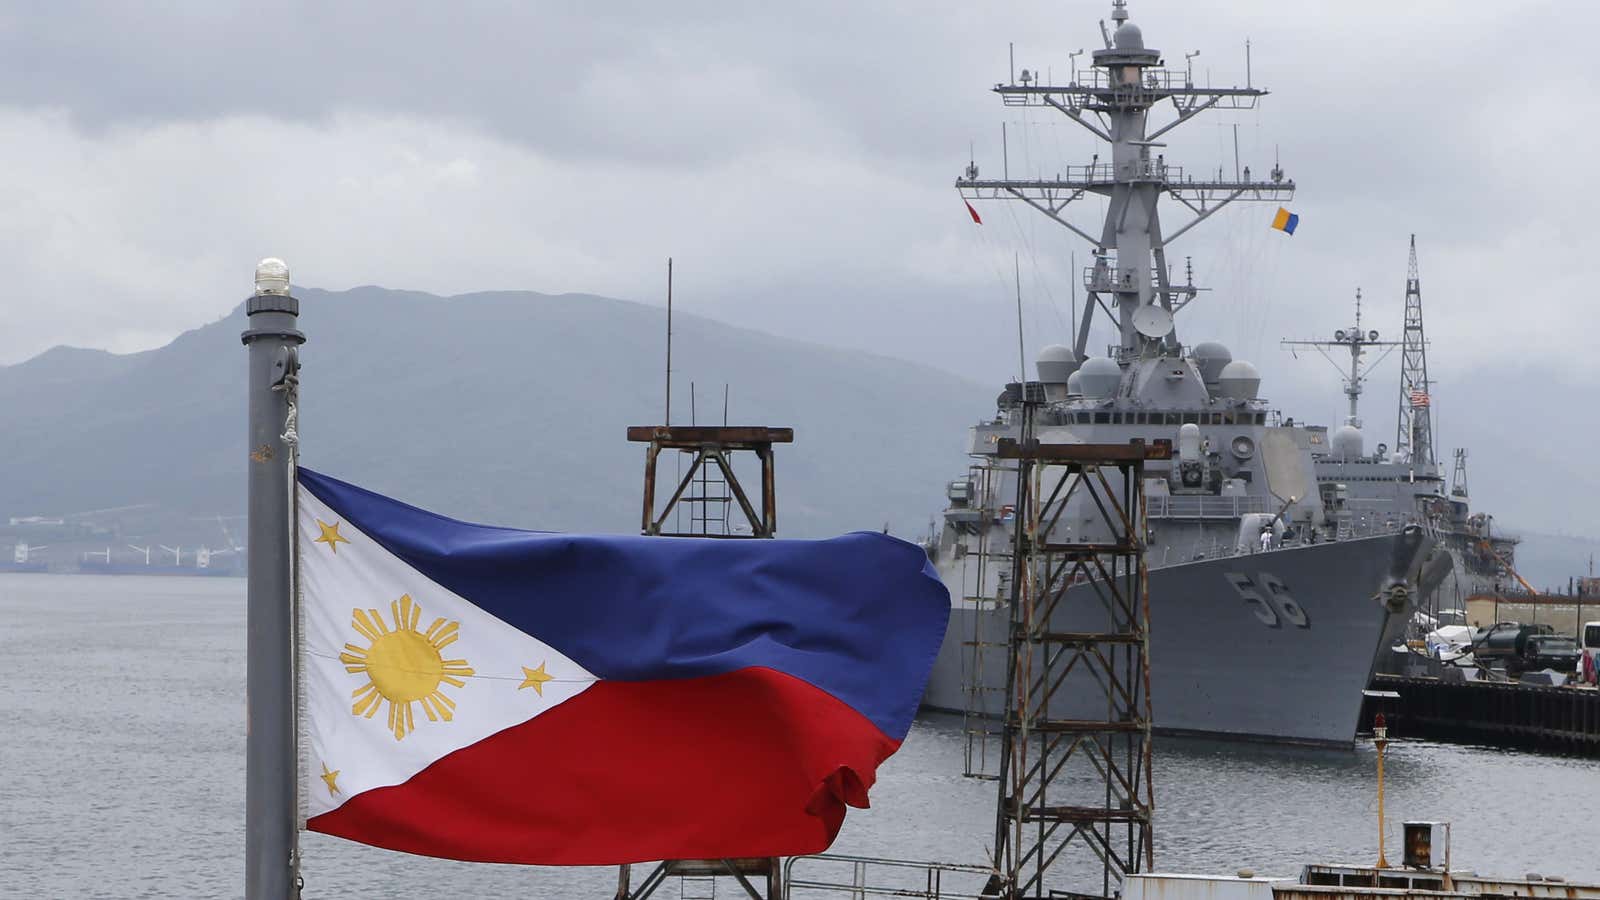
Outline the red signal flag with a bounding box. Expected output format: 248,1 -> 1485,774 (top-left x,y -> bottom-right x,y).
964,200 -> 983,224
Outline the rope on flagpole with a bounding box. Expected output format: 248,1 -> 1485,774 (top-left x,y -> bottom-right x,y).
275,364 -> 308,840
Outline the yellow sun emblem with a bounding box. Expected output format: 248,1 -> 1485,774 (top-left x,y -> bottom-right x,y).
339,594 -> 475,741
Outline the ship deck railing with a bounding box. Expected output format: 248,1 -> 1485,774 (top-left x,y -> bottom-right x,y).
1159,518 -> 1417,567
783,854 -> 999,899
1148,494 -> 1270,519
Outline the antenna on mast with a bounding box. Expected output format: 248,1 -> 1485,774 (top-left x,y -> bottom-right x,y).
1281,287 -> 1401,430
1014,253 -> 1027,384
1232,124 -> 1242,182
1070,250 -> 1078,348
664,258 -> 673,425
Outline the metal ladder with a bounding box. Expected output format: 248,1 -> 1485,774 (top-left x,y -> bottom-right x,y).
679,874 -> 717,899
959,462 -> 1009,780
676,447 -> 733,536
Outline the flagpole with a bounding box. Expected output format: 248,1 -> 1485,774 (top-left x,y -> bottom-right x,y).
242,257 -> 305,900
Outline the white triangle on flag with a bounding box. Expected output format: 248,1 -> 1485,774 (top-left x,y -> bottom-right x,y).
296,484 -> 597,820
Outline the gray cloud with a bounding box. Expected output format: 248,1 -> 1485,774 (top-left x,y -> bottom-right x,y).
0,0 -> 1594,533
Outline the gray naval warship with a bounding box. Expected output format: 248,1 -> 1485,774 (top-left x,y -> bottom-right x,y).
922,1 -> 1431,746
1284,253 -> 1519,673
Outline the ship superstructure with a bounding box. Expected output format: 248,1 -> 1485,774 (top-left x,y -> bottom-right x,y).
923,1 -> 1432,747
1285,239 -> 1518,670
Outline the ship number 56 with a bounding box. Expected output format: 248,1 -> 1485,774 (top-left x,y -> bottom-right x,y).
1226,572 -> 1310,628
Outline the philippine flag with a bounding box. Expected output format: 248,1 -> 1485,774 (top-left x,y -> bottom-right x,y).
295,468 -> 949,865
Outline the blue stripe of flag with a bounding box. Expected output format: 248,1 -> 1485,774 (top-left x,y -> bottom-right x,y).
297,468 -> 950,740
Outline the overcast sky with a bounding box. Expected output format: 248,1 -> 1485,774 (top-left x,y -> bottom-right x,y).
3,0 -> 1596,527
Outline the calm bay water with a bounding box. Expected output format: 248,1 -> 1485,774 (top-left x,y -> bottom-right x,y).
4,574 -> 1598,898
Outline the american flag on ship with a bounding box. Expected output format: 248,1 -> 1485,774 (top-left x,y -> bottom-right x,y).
1410,389 -> 1431,408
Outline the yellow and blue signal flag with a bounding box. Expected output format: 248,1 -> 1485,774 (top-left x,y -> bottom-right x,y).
1271,207 -> 1299,235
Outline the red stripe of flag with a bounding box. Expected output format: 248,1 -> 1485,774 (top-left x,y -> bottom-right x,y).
964,200 -> 982,224
307,667 -> 896,864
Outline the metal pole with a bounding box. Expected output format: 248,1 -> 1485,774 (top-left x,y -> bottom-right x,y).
1014,254 -> 1026,385
1374,713 -> 1389,869
665,258 -> 673,426
1070,251 -> 1077,349
242,257 -> 304,900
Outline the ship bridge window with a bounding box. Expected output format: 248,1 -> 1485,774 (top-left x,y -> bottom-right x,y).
1094,412 -> 1111,424
1181,412 -> 1199,424
1135,412 -> 1148,425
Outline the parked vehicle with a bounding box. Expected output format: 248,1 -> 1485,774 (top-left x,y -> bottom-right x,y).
1471,622 -> 1552,667
1509,634 -> 1582,676
1580,621 -> 1600,684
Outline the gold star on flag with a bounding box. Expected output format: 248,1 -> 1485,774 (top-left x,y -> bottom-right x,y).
314,519 -> 350,554
321,762 -> 341,796
519,662 -> 555,696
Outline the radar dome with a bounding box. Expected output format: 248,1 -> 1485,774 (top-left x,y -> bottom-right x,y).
1217,360 -> 1261,401
1114,22 -> 1145,49
1332,424 -> 1364,460
1077,356 -> 1121,399
1035,344 -> 1080,384
1066,370 -> 1083,396
1190,341 -> 1233,387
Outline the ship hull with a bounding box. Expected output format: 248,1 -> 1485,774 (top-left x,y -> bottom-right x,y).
922,533 -> 1415,746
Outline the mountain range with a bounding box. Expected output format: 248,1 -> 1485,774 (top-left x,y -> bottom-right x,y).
3,284 -> 1596,590
0,286 -> 991,546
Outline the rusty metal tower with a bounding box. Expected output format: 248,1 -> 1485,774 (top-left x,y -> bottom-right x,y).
617,423 -> 794,900
629,425 -> 790,538
986,410 -> 1165,899
1395,235 -> 1435,468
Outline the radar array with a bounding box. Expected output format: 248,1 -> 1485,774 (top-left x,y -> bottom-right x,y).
956,0 -> 1294,363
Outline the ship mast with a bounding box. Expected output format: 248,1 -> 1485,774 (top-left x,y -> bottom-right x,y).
1395,235 -> 1435,466
957,0 -> 1295,363
1282,288 -> 1399,428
